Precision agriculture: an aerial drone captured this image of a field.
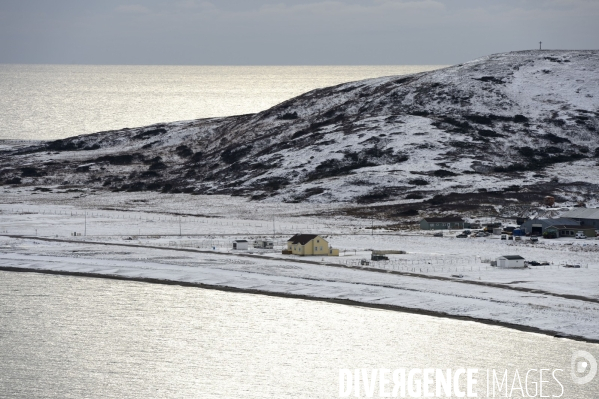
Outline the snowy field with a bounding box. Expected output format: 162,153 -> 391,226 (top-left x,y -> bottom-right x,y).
1,190 -> 598,341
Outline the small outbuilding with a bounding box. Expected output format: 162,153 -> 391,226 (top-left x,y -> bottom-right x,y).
420,216 -> 465,230
232,240 -> 248,250
496,255 -> 525,268
253,239 -> 274,249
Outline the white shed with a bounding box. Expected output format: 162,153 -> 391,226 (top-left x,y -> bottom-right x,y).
496,255 -> 525,268
233,240 -> 248,250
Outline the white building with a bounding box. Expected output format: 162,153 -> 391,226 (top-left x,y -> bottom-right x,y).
253,239 -> 273,249
233,240 -> 248,250
496,255 -> 525,268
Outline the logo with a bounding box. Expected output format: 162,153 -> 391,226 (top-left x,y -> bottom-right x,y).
571,350 -> 597,385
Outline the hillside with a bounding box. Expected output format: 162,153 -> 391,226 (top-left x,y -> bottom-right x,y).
1,50 -> 598,218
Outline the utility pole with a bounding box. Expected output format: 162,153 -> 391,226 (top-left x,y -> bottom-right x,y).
539,41 -> 542,50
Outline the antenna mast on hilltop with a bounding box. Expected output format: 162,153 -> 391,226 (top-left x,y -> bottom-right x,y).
539,41 -> 542,50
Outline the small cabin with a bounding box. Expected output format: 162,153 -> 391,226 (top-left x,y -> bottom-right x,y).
232,240 -> 248,250
496,255 -> 525,269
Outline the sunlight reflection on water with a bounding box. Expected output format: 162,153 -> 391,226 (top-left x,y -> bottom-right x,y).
0,65 -> 443,141
0,271 -> 597,398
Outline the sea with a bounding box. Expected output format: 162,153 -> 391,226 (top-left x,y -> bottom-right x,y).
1,271 -> 598,398
0,64 -> 442,141
1,65 -> 598,398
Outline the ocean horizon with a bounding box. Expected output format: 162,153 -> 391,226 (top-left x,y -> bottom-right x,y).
0,64 -> 445,141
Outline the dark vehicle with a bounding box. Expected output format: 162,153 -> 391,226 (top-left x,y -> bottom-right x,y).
501,234 -> 507,240
462,230 -> 471,235
508,235 -> 513,240
371,254 -> 389,261
528,261 -> 541,266
530,237 -> 539,243
456,234 -> 468,238
528,261 -> 550,266
433,232 -> 443,237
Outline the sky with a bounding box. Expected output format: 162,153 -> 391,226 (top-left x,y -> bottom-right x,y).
0,0 -> 597,65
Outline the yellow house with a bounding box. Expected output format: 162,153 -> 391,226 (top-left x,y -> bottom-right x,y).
285,234 -> 339,256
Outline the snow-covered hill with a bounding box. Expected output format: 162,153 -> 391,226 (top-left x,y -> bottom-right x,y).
1,50 -> 598,215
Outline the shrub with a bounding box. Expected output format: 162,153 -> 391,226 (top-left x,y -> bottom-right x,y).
504,185 -> 521,192
543,133 -> 570,144
397,208 -> 419,216
221,144 -> 253,164
133,128 -> 166,140
95,154 -> 134,165
408,179 -> 429,186
149,162 -> 167,170
449,141 -> 475,149
432,169 -> 458,177
21,167 -> 39,177
191,152 -> 203,162
465,114 -> 492,125
176,145 -> 193,157
260,177 -> 289,191
429,195 -> 446,205
541,146 -> 563,154
478,129 -> 504,138
127,182 -> 145,192
5,177 -> 21,184
518,147 -> 535,157
356,190 -> 390,204
279,112 -> 298,120
143,156 -> 162,165
303,187 -> 325,197
513,115 -> 529,123
46,139 -> 77,151
476,76 -> 503,84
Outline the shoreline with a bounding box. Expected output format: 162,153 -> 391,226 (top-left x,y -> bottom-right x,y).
2,266 -> 598,345
6,235 -> 599,304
